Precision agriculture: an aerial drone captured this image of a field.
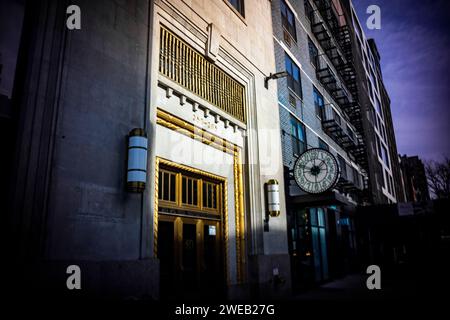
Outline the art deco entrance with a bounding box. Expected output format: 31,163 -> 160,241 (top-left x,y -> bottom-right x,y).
155,159 -> 227,300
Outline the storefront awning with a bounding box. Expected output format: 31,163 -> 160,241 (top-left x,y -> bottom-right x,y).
289,190 -> 356,211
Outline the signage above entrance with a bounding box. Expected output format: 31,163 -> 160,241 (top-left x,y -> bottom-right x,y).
293,148 -> 339,194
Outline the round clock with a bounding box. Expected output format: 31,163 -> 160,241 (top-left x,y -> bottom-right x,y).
293,148 -> 339,194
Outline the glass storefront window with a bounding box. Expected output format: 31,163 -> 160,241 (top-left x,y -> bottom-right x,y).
291,207 -> 329,284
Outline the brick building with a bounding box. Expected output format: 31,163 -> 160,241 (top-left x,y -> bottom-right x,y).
270,0 -> 404,290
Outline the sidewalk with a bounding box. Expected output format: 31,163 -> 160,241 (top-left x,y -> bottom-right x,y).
291,273 -> 410,301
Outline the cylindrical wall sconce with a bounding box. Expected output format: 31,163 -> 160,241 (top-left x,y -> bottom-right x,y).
267,179 -> 280,217
127,128 -> 148,193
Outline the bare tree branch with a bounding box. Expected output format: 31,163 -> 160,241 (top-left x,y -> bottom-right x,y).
425,157 -> 450,199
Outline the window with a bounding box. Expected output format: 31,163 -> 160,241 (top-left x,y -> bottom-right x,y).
281,0 -> 296,40
346,125 -> 355,141
289,94 -> 297,109
338,155 -> 347,180
382,125 -> 387,141
370,68 -> 377,90
365,54 -> 371,73
290,207 -> 329,282
310,208 -> 329,281
318,138 -> 329,151
285,53 -> 302,98
367,78 -> 374,101
382,145 -> 390,168
368,107 -> 376,124
290,116 -> 307,156
390,176 -> 395,197
181,175 -> 199,206
352,10 -> 363,40
203,181 -> 218,210
291,209 -> 308,257
385,170 -> 390,192
308,38 -> 318,67
352,167 -> 360,187
332,109 -> 341,125
304,0 -> 314,22
356,37 -> 363,55
340,216 -> 357,250
158,166 -> 221,213
313,87 -> 324,118
375,96 -> 383,118
376,135 -> 382,157
159,169 -> 177,203
227,0 -> 245,17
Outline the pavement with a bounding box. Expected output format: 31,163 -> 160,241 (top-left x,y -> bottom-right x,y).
291,272 -> 422,301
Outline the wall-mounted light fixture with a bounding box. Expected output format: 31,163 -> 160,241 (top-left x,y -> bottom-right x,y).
264,71 -> 289,89
264,179 -> 281,231
127,128 -> 148,193
267,179 -> 281,217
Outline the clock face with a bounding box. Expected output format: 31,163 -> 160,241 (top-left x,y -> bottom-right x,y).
293,148 -> 339,194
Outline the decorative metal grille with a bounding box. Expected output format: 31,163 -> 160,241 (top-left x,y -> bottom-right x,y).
159,26 -> 246,123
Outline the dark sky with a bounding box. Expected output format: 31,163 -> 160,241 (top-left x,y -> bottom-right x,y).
352,0 -> 450,162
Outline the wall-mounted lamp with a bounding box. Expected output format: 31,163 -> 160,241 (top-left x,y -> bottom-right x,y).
264,179 -> 281,231
264,71 -> 289,89
127,128 -> 148,193
267,179 -> 281,217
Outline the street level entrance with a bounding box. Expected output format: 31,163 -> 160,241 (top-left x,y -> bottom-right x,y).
156,160 -> 226,300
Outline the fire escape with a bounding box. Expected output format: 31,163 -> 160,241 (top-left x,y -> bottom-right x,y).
309,0 -> 370,200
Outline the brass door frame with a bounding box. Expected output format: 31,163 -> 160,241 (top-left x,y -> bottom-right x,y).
155,109 -> 246,283
155,157 -> 229,284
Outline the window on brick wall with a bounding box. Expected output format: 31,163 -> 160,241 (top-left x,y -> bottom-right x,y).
390,175 -> 395,197
346,125 -> 355,142
289,94 -> 297,109
338,155 -> 347,180
367,78 -> 374,102
319,138 -> 329,151
304,0 -> 314,22
385,170 -> 391,193
352,167 -> 360,187
285,53 -> 302,98
290,116 -> 307,156
375,96 -> 383,119
333,109 -> 342,125
308,37 -> 318,68
281,0 -> 297,41
376,135 -> 382,157
382,145 -> 390,168
313,87 -> 324,118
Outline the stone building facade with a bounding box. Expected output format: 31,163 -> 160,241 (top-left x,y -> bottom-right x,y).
6,0 -> 291,299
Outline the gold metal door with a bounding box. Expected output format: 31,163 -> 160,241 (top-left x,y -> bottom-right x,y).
158,215 -> 223,299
